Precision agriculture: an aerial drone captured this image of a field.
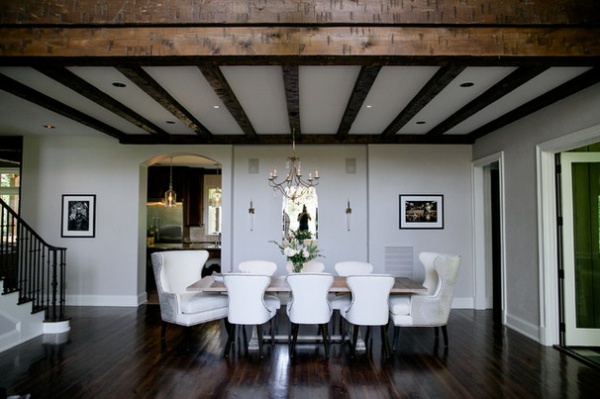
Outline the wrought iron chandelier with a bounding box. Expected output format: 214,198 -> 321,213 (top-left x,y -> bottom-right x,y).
268,131 -> 320,203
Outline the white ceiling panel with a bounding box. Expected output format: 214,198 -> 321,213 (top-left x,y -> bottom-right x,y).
397,67 -> 518,135
447,67 -> 594,134
350,66 -> 440,134
300,66 -> 362,134
144,66 -> 243,135
68,66 -> 196,135
220,66 -> 289,134
0,67 -> 147,134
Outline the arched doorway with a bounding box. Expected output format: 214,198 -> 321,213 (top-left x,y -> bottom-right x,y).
143,153 -> 222,304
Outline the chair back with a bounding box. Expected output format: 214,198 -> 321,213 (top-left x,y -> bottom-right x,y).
343,274 -> 395,326
334,261 -> 373,276
408,253 -> 461,326
224,273 -> 274,325
286,260 -> 325,273
419,252 -> 440,294
287,273 -> 334,324
238,260 -> 278,275
151,250 -> 209,294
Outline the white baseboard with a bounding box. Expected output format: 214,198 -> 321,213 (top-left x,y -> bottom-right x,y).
506,312 -> 540,343
66,294 -> 140,307
452,297 -> 474,309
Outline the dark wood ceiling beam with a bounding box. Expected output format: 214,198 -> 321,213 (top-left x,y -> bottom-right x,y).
2,27 -> 599,59
1,0 -> 598,25
35,66 -> 169,137
119,134 -> 474,146
381,65 -> 466,138
283,65 -> 301,137
115,66 -> 213,138
198,64 -> 257,139
468,67 -> 600,141
426,66 -> 550,137
337,65 -> 381,140
0,73 -> 126,140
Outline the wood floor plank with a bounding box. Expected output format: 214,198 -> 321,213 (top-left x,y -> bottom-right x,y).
0,305 -> 599,398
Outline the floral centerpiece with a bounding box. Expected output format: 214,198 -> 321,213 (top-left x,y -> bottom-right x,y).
271,229 -> 323,273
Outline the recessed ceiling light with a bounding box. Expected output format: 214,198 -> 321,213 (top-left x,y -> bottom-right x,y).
112,82 -> 127,88
213,105 -> 220,109
460,82 -> 474,87
416,121 -> 426,125
366,104 -> 373,108
43,124 -> 55,129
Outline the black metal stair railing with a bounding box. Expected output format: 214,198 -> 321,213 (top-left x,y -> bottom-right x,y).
0,198 -> 68,322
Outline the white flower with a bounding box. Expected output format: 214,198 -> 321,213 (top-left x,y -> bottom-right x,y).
301,248 -> 310,258
283,247 -> 297,257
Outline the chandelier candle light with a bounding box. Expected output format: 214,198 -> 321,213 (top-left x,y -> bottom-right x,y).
268,131 -> 320,202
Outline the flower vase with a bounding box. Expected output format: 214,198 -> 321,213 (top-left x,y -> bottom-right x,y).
292,261 -> 303,273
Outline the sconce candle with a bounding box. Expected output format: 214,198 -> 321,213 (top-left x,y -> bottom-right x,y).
345,200 -> 352,231
249,200 -> 255,231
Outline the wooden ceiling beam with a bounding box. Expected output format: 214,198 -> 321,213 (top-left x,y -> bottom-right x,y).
283,65 -> 301,137
35,66 -> 169,136
119,133 -> 474,145
1,0 -> 598,26
198,64 -> 257,139
0,73 -> 127,140
1,26 -> 599,59
337,66 -> 381,140
115,66 -> 213,138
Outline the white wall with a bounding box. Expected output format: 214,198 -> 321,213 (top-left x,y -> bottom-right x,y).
473,82 -> 600,340
21,136 -> 232,306
19,135 -> 475,308
368,145 -> 474,306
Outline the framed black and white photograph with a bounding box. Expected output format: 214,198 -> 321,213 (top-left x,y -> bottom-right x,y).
400,194 -> 444,229
61,194 -> 96,237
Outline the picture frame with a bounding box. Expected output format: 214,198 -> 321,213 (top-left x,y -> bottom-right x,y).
399,194 -> 444,229
61,194 -> 96,237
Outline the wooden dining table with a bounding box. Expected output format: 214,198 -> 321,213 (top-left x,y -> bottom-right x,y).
187,274 -> 428,294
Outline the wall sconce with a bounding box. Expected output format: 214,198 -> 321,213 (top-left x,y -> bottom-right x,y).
345,200 -> 352,231
249,200 -> 255,231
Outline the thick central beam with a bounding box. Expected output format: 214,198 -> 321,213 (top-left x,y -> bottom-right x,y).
1,26 -> 599,59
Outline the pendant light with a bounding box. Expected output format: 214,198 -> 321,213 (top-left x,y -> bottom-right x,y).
164,157 -> 177,207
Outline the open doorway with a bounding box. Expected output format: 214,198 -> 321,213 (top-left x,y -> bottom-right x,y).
144,153 -> 222,304
473,153 -> 506,324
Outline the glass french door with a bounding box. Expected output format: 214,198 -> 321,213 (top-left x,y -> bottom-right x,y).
561,152 -> 600,346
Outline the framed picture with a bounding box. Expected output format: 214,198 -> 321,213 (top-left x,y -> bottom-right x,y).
61,194 -> 96,237
399,194 -> 444,229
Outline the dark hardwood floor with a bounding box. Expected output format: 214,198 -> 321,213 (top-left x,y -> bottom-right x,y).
1,305 -> 599,398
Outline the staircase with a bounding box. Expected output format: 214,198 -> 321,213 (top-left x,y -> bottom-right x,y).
1,198 -> 69,353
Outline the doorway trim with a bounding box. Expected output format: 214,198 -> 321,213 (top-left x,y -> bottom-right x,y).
537,123 -> 600,346
472,152 -> 506,315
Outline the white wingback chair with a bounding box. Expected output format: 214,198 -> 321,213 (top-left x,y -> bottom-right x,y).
151,250 -> 229,347
286,273 -> 334,357
389,252 -> 461,351
340,274 -> 395,358
239,260 -> 278,275
223,273 -> 280,358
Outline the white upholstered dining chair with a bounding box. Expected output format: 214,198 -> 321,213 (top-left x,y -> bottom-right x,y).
238,260 -> 278,275
223,273 -> 280,358
329,261 -> 374,333
388,252 -> 461,351
286,273 -> 334,358
339,274 -> 395,359
151,250 -> 229,349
